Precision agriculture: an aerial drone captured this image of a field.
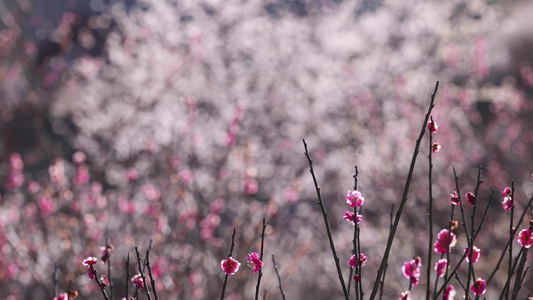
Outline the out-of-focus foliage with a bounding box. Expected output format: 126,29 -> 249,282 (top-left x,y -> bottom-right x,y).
1,0 -> 533,298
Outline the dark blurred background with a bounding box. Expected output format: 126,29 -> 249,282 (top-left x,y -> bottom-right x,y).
1,0 -> 533,298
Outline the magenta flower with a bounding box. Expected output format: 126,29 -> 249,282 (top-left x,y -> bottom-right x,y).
502,196 -> 513,211
464,246 -> 481,263
450,191 -> 460,206
434,229 -> 457,254
101,244 -> 114,264
246,252 -> 264,274
221,257 -> 241,275
345,190 -> 364,207
131,273 -> 144,287
471,278 -> 486,295
517,228 -> 533,248
402,257 -> 421,286
343,211 -> 362,225
349,253 -> 367,268
465,192 -> 476,206
434,259 -> 447,278
502,187 -> 511,197
399,290 -> 411,300
82,256 -> 98,266
427,120 -> 438,133
431,143 -> 441,153
53,293 -> 68,300
444,285 -> 456,300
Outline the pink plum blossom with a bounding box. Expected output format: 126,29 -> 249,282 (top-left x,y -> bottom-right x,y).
346,190 -> 364,207
349,253 -> 367,268
131,274 -> 144,287
343,211 -> 362,225
435,259 -> 447,277
465,192 -> 476,206
502,196 -> 513,211
444,285 -> 455,300
450,191 -> 460,206
470,278 -> 486,295
401,257 -> 421,286
221,257 -> 241,275
399,290 -> 411,300
53,293 -> 68,300
427,119 -> 438,133
82,256 -> 98,266
434,229 -> 457,254
517,228 -> 533,248
464,246 -> 481,263
245,252 -> 263,274
502,186 -> 511,197
431,143 -> 441,153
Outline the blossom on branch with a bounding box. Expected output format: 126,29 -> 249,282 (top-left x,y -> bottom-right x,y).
345,190 -> 365,207
471,278 -> 486,295
401,257 -> 421,286
464,246 -> 481,263
349,253 -> 367,268
246,252 -> 263,274
221,257 -> 241,275
343,211 -> 362,225
517,228 -> 533,248
434,259 -> 447,278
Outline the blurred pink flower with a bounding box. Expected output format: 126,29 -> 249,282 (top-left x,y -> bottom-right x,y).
465,192 -> 475,206
126,167 -> 138,181
502,187 -> 511,197
434,229 -> 457,254
427,119 -> 438,133
444,285 -> 455,300
399,290 -> 411,300
517,228 -> 533,248
53,293 -> 68,300
38,196 -> 56,218
131,274 -> 144,287
221,257 -> 240,275
244,178 -> 258,195
464,246 -> 481,263
246,252 -> 264,274
349,253 -> 367,268
10,153 -> 23,172
450,191 -> 460,205
435,259 -> 447,278
6,172 -> 24,191
346,190 -> 364,207
431,143 -> 441,153
82,256 -> 98,266
343,211 -> 362,225
101,244 -> 114,264
72,151 -> 86,164
143,184 -> 161,201
179,170 -> 194,184
401,257 -> 421,285
470,278 -> 486,295
73,165 -> 90,186
502,196 -> 513,211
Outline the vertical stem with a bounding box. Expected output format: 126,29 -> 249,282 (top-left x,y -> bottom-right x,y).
53,262 -> 58,297
426,116 -> 434,300
465,166 -> 482,299
506,182 -> 515,300
272,255 -> 286,300
135,246 -> 153,300
125,253 -> 130,300
255,219 -> 267,300
303,139 -> 350,300
369,81 -> 439,300
146,250 -> 160,300
220,228 -> 237,300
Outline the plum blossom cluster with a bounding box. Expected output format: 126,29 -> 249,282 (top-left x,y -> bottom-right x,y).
349,253 -> 368,268
434,258 -> 447,278
343,190 -> 364,225
464,246 -> 481,263
401,256 -> 421,287
82,257 -> 98,280
221,252 -> 263,275
502,186 -> 513,211
428,120 -> 441,153
433,229 -> 457,254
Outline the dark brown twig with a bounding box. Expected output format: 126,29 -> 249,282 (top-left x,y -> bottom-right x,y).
146,249 -> 160,300
135,246 -> 153,300
220,228 -> 237,300
303,139 -> 349,300
369,81 -> 439,300
90,264 -> 110,300
272,255 -> 286,300
255,219 -> 267,300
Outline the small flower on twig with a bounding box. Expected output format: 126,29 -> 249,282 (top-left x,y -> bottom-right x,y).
345,190 -> 364,207
343,211 -> 362,225
431,143 -> 441,153
450,191 -> 460,206
434,259 -> 447,278
82,257 -> 98,279
464,246 -> 481,263
53,293 -> 68,300
349,253 -> 367,268
470,278 -> 486,295
399,290 -> 411,300
427,119 -> 438,133
401,256 -> 421,286
131,273 -> 144,287
517,228 -> 533,248
245,252 -> 263,274
434,229 -> 457,254
69,290 -> 78,299
101,244 -> 114,264
221,257 -> 241,275
443,285 -> 455,300
465,192 -> 476,206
